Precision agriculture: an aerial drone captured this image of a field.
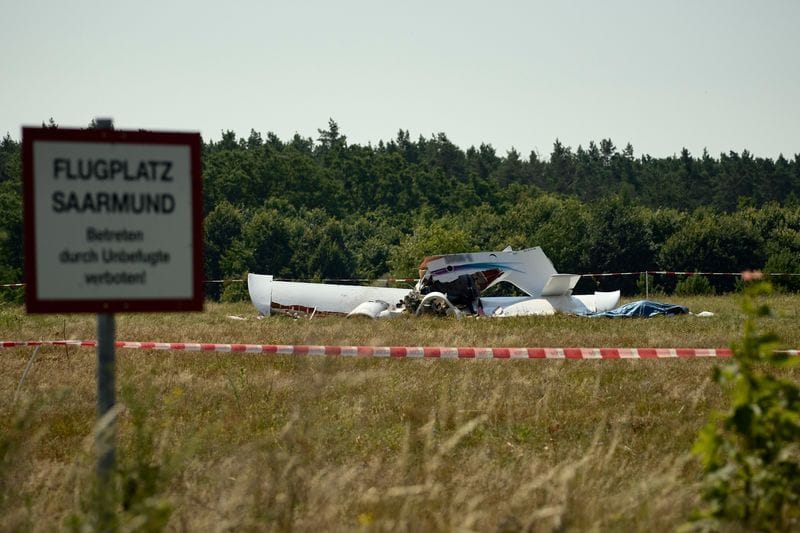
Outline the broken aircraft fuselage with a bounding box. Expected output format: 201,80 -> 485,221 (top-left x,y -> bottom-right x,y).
248,247 -> 620,319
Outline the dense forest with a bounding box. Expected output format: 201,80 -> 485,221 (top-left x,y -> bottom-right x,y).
1,119 -> 799,302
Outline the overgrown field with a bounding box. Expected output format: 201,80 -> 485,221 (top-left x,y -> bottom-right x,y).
1,294 -> 799,531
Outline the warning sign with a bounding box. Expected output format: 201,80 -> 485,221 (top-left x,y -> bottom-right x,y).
22,127 -> 203,313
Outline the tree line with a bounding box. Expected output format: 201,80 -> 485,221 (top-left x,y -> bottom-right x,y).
1,120 -> 799,302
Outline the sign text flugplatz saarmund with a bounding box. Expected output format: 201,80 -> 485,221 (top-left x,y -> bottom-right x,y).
22,127 -> 203,313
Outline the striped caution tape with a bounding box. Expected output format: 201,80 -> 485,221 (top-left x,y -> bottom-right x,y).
5,273 -> 800,287
5,339 -> 795,359
581,272 -> 641,277
647,271 -> 752,276
3,279 -> 420,286
203,277 -> 419,284
580,271 -> 800,278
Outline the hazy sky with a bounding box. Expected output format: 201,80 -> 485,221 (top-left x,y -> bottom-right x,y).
4,0 -> 799,159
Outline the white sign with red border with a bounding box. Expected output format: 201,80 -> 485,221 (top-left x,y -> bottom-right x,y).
22,127 -> 203,313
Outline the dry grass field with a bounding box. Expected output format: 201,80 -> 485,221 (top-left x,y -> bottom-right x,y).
1,294 -> 799,531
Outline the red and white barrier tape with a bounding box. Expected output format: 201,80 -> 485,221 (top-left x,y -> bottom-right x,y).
6,272 -> 800,287
583,272 -> 641,277
5,339 -> 793,359
648,271 -> 749,276
4,279 -> 420,286
583,271 -> 800,278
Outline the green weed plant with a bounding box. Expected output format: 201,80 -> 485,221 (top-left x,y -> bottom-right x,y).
691,280 -> 800,531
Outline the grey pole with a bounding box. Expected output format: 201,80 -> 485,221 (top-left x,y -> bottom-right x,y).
96,312 -> 116,474
95,118 -> 116,522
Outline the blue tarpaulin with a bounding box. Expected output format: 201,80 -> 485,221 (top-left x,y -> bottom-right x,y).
591,300 -> 689,318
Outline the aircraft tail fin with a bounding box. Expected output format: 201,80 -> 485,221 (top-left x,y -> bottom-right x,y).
539,273 -> 581,297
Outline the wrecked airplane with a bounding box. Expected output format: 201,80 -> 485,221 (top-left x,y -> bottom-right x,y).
248,247 -> 620,319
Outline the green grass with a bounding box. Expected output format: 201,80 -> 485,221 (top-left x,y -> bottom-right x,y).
1,294 -> 799,531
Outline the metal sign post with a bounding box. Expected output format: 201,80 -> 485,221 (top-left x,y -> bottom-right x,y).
94,119 -> 116,513
96,312 -> 116,488
21,119 -> 204,524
